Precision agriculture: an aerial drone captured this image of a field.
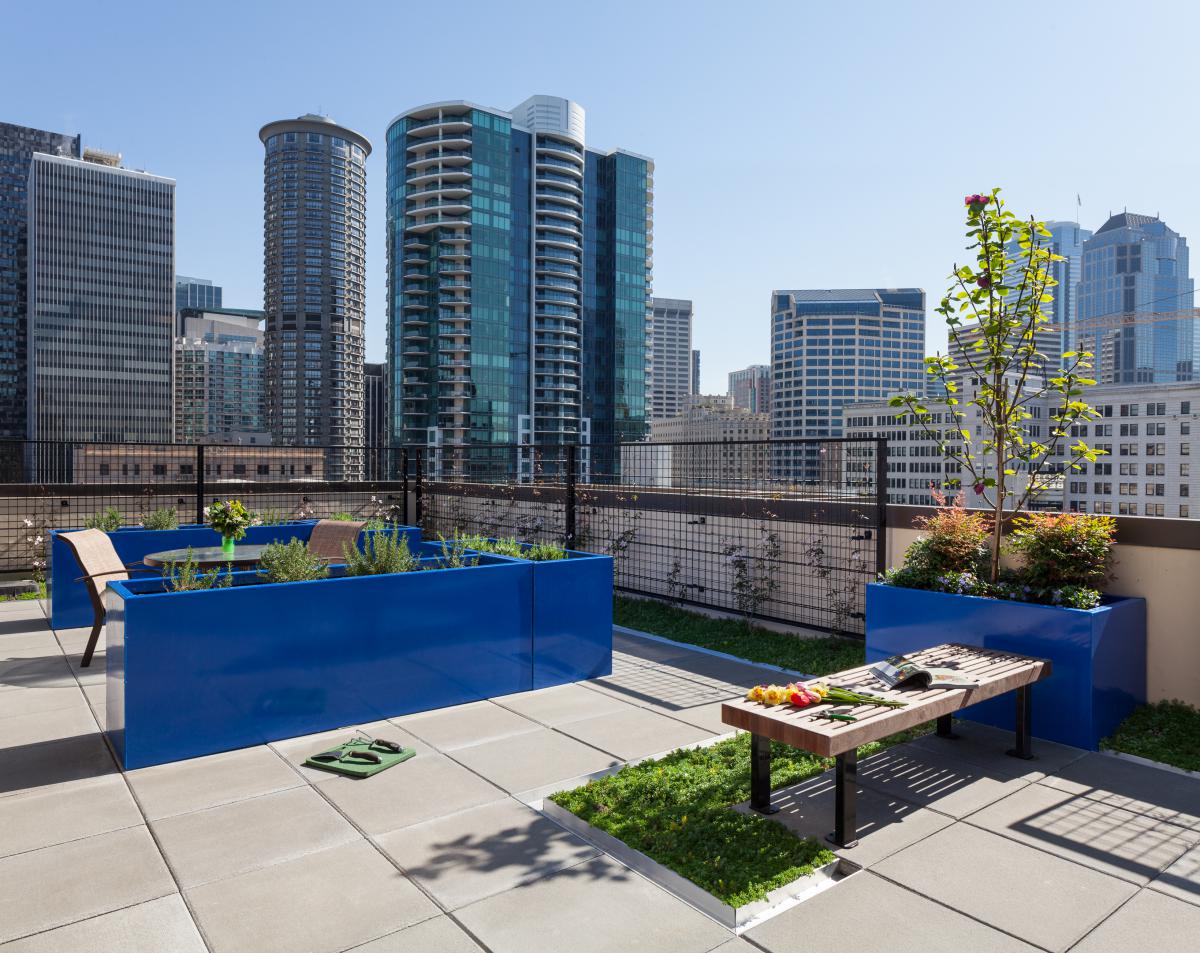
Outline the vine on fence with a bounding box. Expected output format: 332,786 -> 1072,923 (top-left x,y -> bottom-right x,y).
721,524 -> 782,621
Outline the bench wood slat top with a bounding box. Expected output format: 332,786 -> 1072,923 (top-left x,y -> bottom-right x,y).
721,643 -> 1051,757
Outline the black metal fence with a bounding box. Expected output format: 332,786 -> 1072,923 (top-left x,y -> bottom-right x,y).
1,437 -> 886,636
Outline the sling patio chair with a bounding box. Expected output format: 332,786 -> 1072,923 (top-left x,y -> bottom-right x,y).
58,528 -> 153,668
307,519 -> 366,563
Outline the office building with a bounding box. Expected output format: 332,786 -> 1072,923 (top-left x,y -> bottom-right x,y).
729,364 -> 771,413
771,288 -> 925,479
386,96 -> 653,477
1063,383 -> 1197,518
174,307 -> 266,443
26,152 -> 174,457
176,275 -> 222,312
631,395 -> 769,488
691,349 -> 701,395
364,361 -> 386,447
260,114 -> 369,479
1076,213 -> 1195,384
647,296 -> 692,420
0,121 -> 81,438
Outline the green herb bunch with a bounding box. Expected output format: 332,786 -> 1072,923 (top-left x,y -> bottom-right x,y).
84,506 -> 123,532
342,528 -> 421,576
257,539 -> 329,583
163,548 -> 233,591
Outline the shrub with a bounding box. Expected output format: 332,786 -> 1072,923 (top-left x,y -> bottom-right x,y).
453,534 -> 568,562
84,506 -> 123,532
329,511 -> 356,521
256,508 -> 287,526
342,528 -> 421,576
1008,512 -> 1115,591
257,539 -> 329,583
437,535 -> 480,569
141,506 -> 179,530
525,540 -> 567,561
163,548 -> 233,591
899,489 -> 991,587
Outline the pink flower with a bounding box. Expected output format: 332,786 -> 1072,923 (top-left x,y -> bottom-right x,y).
976,273 -> 992,288
973,482 -> 986,495
964,193 -> 989,208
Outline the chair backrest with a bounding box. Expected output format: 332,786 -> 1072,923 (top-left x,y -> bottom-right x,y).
307,519 -> 366,562
60,529 -> 130,604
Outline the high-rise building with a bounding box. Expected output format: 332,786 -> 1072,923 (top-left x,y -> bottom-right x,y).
771,288 -> 925,480
175,276 -> 222,312
636,394 -> 770,488
647,297 -> 692,420
26,152 -> 174,455
691,349 -> 701,395
174,307 -> 266,443
0,122 -> 81,439
1076,213 -> 1195,384
386,96 -> 653,475
1044,221 -> 1091,356
364,361 -> 386,448
728,364 -> 771,413
259,115 -> 370,478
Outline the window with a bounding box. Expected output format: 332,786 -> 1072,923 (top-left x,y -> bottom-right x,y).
1183,485 -> 1191,497
1183,401 -> 1192,415
1182,505 -> 1191,518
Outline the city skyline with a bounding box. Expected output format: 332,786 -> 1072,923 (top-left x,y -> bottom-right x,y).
10,2 -> 1200,393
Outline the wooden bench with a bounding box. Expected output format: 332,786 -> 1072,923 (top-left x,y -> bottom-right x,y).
720,643 -> 1052,848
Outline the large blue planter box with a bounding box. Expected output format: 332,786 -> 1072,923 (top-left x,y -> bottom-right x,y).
865,582 -> 1147,750
104,555 -> 533,769
473,543 -> 613,689
48,522 -> 421,630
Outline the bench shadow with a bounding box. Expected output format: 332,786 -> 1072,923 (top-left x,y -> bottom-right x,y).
0,732 -> 119,795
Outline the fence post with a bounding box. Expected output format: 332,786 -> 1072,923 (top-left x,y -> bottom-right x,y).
414,446 -> 424,526
565,444 -> 577,548
874,438 -> 888,575
401,448 -> 409,525
195,444 -> 206,525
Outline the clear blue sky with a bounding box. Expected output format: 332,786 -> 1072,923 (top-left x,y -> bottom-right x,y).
7,0 -> 1195,392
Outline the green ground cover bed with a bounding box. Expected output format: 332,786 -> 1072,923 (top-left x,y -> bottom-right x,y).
550,726 -> 928,907
613,596 -> 864,676
1102,700 -> 1200,773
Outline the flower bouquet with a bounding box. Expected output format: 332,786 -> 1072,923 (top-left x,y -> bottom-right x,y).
746,681 -> 907,709
206,499 -> 252,555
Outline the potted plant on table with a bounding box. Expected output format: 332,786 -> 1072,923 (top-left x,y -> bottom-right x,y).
205,499 -> 252,556
866,188 -> 1147,750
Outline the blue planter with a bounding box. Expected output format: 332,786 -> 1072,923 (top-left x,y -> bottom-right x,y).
48,522 -> 421,630
104,555 -> 533,769
865,582 -> 1147,750
471,543 -> 614,689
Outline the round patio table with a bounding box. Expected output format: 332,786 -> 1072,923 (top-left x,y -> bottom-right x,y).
142,544 -> 270,568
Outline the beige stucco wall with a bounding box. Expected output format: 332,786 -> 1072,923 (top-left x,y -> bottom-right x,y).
885,526 -> 1200,707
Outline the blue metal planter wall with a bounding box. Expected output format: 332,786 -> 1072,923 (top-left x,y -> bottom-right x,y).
48,523 -> 420,630
865,582 -> 1147,750
105,555 -> 533,769
471,543 -> 614,689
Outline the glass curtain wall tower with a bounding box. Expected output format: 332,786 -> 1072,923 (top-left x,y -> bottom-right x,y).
386,96 -> 652,478
260,115 -> 369,478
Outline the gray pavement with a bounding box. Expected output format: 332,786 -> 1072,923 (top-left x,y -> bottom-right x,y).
0,597 -> 1196,951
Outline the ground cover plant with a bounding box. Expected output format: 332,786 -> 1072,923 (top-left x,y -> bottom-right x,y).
1102,700 -> 1200,773
614,596 -> 863,675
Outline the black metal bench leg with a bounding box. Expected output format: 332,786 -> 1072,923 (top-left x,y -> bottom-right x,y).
1006,685 -> 1035,760
827,749 -> 859,848
749,733 -> 777,815
936,714 -> 959,740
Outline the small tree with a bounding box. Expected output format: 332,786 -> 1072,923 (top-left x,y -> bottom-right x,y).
891,189 -> 1105,582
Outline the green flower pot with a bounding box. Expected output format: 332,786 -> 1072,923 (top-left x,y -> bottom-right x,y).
221,535 -> 236,555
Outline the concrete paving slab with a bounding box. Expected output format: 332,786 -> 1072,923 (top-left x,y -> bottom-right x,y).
151,784 -> 360,887
448,728 -> 620,794
554,706 -> 714,760
376,797 -> 599,909
0,730 -> 117,798
1149,843 -> 1200,907
0,685 -> 86,720
393,700 -> 542,751
0,632 -> 59,657
746,870 -> 1038,952
966,781 -> 1196,886
126,744 -> 303,820
454,855 -> 730,953
344,915 -> 486,952
0,773 -> 142,860
0,827 -> 176,945
642,698 -> 739,735
907,718 -> 1089,779
1069,888 -> 1200,951
491,683 -> 634,726
583,669 -> 735,709
0,654 -> 76,691
855,745 -> 1034,818
0,704 -> 97,749
740,772 -> 955,869
872,823 -> 1137,952
185,840 -> 439,953
1038,752 -> 1200,832
0,894 -> 205,953
0,616 -> 49,638
62,652 -> 104,686
269,720 -> 426,783
317,751 -> 506,836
